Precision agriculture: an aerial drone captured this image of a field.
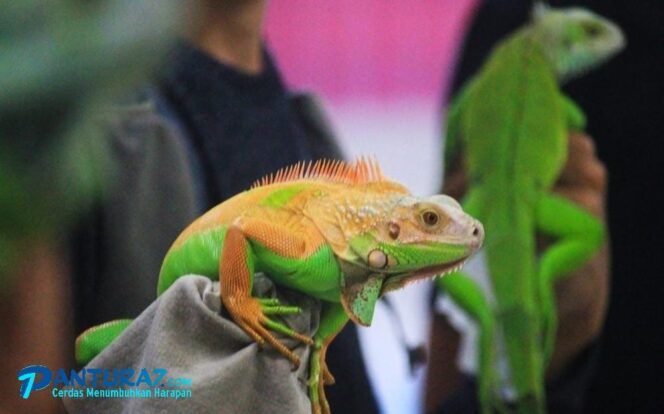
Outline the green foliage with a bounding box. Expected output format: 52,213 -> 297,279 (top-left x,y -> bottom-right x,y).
0,0 -> 188,287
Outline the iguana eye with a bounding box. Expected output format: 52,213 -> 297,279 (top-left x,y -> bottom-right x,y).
582,22 -> 600,37
421,210 -> 439,226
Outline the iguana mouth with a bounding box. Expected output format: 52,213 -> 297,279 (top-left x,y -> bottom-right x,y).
380,257 -> 469,294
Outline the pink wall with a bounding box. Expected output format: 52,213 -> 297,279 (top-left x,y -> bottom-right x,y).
265,0 -> 478,104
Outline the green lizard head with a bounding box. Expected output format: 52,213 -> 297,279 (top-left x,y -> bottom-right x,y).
531,3 -> 625,81
316,187 -> 484,326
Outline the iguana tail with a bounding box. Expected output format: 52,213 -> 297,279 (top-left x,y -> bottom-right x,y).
485,197 -> 546,413
75,319 -> 133,366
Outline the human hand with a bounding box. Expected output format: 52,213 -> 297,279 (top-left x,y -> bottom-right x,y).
545,132 -> 609,379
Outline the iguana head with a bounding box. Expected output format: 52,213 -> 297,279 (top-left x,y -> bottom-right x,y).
531,3 -> 625,81
311,182 -> 484,326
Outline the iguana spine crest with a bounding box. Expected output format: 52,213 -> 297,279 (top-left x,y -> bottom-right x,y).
251,157 -> 386,189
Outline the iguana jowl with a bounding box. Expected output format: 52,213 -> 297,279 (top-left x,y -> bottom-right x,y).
77,158 -> 484,414
438,4 -> 624,413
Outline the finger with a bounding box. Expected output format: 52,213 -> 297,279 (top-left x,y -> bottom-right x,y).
583,161 -> 607,192
558,134 -> 594,183
556,160 -> 607,193
569,132 -> 596,157
552,187 -> 605,218
556,135 -> 607,191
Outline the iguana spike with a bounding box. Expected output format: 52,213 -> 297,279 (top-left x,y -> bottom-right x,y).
250,158 -> 387,189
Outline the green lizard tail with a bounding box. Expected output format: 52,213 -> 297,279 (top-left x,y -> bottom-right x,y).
75,319 -> 133,366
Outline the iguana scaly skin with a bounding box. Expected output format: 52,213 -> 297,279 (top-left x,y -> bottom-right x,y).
437,4 -> 624,413
77,158 -> 484,414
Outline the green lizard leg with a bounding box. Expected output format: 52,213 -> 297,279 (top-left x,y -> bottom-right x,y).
535,193 -> 605,361
438,271 -> 497,414
309,302 -> 349,414
220,224 -> 313,370
75,319 -> 133,365
240,218 -> 322,346
560,94 -> 587,130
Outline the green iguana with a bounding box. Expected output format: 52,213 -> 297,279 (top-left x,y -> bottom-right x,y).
76,158 -> 484,414
436,4 -> 624,413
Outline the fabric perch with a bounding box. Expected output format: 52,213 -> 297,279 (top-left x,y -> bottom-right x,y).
64,275 -> 320,414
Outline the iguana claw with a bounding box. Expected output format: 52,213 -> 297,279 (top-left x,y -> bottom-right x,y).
228,296 -> 313,369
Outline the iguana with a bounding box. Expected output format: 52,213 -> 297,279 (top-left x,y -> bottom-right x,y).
76,158 -> 484,414
436,4 -> 624,413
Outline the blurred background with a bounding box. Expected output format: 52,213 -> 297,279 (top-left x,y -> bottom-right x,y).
1,0 -> 662,413
266,0 -> 477,196
0,1 -> 185,412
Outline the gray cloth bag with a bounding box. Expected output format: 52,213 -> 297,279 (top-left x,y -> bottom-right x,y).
64,275 -> 321,414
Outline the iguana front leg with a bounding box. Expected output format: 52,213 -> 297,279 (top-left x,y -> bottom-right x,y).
220,222 -> 314,368
560,94 -> 587,130
535,193 -> 605,361
309,302 -> 349,414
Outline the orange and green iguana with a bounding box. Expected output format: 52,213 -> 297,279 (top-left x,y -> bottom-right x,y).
436,4 -> 623,413
76,158 -> 484,413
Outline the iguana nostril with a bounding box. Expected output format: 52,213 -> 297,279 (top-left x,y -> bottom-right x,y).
471,222 -> 484,242
388,222 -> 400,239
